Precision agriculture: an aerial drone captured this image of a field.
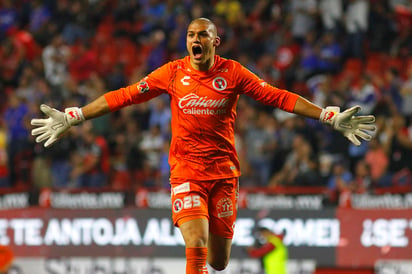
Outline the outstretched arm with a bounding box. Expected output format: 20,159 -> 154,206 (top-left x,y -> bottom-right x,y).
293,96 -> 323,119
81,95 -> 111,120
31,95 -> 112,147
292,96 -> 376,146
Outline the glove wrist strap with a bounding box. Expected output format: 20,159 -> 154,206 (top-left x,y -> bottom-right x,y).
65,107 -> 85,126
320,106 -> 340,126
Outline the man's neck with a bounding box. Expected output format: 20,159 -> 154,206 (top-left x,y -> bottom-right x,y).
190,56 -> 215,72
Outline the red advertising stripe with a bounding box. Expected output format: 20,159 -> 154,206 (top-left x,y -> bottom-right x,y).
336,208 -> 412,268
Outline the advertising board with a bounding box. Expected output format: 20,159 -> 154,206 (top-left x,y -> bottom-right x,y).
0,207 -> 411,269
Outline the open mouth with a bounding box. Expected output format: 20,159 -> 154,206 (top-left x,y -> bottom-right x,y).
192,45 -> 203,59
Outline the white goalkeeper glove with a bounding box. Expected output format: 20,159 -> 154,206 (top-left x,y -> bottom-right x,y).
31,104 -> 85,147
320,105 -> 376,146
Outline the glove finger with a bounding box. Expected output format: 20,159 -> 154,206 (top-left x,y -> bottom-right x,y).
31,118 -> 48,126
40,104 -> 61,119
35,131 -> 52,143
346,133 -> 361,146
354,129 -> 372,141
44,136 -> 57,147
40,104 -> 53,115
31,126 -> 48,136
357,123 -> 377,132
352,115 -> 375,124
342,105 -> 361,118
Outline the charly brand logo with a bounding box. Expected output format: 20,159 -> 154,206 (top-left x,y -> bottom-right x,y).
180,76 -> 190,86
212,77 -> 227,91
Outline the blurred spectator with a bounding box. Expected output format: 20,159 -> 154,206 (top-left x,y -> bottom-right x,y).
166,12 -> 189,60
327,160 -> 353,204
107,63 -> 127,91
68,39 -> 97,83
244,110 -> 278,186
148,96 -> 171,136
390,26 -> 412,59
374,67 -> 403,116
316,31 -> 343,75
158,140 -> 171,189
28,0 -> 51,34
4,93 -> 31,186
289,0 -> 318,45
61,0 -> 91,44
296,31 -> 320,81
140,0 -> 167,35
49,1 -> 72,34
390,3 -> 412,58
273,31 -> 300,89
0,0 -> 18,37
352,159 -> 372,193
368,1 -> 397,53
139,124 -> 164,187
146,29 -> 168,72
400,62 -> 412,119
269,134 -> 319,187
318,0 -> 343,35
9,26 -> 42,61
14,65 -> 34,97
110,119 -> 145,190
31,145 -> 52,190
347,73 -> 378,115
214,0 -> 245,28
364,138 -> 390,186
0,35 -> 26,87
307,74 -> 333,107
246,227 -> 288,274
347,140 -> 369,173
42,34 -> 70,103
381,113 -> 412,186
344,0 -> 369,59
70,122 -> 110,188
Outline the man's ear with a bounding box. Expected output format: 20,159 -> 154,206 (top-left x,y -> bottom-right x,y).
214,36 -> 221,47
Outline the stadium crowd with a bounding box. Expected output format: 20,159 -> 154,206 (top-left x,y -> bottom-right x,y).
0,0 -> 411,203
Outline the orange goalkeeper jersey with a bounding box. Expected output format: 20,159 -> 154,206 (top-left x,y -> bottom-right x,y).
104,55 -> 298,180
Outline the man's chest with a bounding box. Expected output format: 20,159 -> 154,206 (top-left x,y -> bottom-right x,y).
169,68 -> 239,115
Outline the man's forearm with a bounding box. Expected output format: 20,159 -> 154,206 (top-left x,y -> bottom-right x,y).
81,95 -> 112,120
293,96 -> 323,120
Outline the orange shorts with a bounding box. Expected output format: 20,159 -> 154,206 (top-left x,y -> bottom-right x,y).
170,177 -> 239,239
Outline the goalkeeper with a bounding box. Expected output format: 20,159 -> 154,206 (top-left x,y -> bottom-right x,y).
31,18 -> 375,274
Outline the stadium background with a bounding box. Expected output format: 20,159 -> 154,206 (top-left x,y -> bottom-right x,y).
0,0 -> 412,273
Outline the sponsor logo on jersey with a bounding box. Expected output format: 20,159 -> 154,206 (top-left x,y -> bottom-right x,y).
173,182 -> 190,195
178,93 -> 228,108
178,93 -> 229,115
216,197 -> 233,218
212,77 -> 227,91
